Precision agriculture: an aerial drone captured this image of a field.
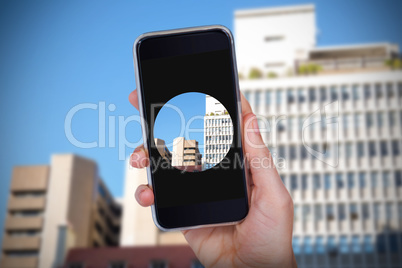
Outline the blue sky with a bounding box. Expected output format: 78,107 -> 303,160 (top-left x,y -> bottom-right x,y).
154,92 -> 206,155
1,0 -> 402,243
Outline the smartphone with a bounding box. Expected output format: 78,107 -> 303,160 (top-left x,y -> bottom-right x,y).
133,25 -> 249,231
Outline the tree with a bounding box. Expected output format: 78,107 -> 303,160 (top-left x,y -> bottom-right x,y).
248,68 -> 263,79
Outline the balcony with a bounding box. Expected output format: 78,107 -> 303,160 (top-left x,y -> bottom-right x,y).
5,216 -> 43,230
2,236 -> 41,251
11,166 -> 49,192
8,196 -> 46,211
0,257 -> 38,268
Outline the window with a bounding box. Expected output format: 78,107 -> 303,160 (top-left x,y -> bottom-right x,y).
377,112 -> 384,128
369,142 -> 376,157
291,175 -> 298,190
276,90 -> 283,105
289,145 -> 297,160
308,88 -> 316,102
375,84 -> 382,98
320,87 -> 327,102
359,172 -> 366,188
354,113 -> 362,129
386,83 -> 394,98
341,86 -> 349,100
278,146 -> 286,159
265,90 -> 272,105
327,236 -> 337,254
326,204 -> 334,221
364,84 -> 371,99
386,202 -> 393,220
304,236 -> 313,254
300,145 -> 308,159
364,235 -> 374,253
362,203 -> 370,220
255,91 -> 261,108
347,172 -> 355,189
383,171 -> 391,188
395,171 -> 402,187
374,203 -> 381,219
313,174 -> 321,189
292,237 -> 301,255
314,204 -> 323,221
316,236 -> 325,254
345,142 -> 352,158
371,172 -> 378,188
350,203 -> 358,220
389,111 -> 396,127
366,113 -> 374,128
324,173 -> 331,190
301,175 -> 308,190
351,236 -> 361,253
244,91 -> 251,101
109,261 -> 125,268
339,236 -> 349,254
357,142 -> 364,158
330,86 -> 338,101
294,205 -> 299,221
297,88 -> 306,103
287,89 -> 295,103
352,85 -> 360,100
380,141 -> 388,156
303,205 -> 312,221
338,204 -> 346,220
336,173 -> 344,188
392,140 -> 400,156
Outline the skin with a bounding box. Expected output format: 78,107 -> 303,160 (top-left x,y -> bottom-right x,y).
129,89 -> 297,268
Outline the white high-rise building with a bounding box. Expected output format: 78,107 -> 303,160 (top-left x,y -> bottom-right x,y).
204,95 -> 233,169
236,4 -> 402,268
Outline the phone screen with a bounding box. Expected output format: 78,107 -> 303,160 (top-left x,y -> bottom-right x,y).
136,29 -> 248,228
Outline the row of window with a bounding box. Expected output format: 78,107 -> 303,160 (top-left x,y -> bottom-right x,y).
292,234 -> 400,255
205,144 -> 231,152
244,82 -> 402,106
205,118 -> 232,126
294,202 -> 402,222
271,140 -> 401,161
205,135 -> 233,143
205,153 -> 227,161
281,171 -> 402,191
205,126 -> 233,135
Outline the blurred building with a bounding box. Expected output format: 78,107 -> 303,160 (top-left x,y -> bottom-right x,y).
204,95 -> 233,169
171,137 -> 202,171
154,138 -> 172,163
63,245 -> 202,268
0,154 -> 121,268
236,4 -> 402,268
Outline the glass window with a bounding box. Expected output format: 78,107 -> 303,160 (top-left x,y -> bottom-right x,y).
324,173 -> 331,190
309,88 -> 316,102
278,145 -> 286,159
383,171 -> 391,188
304,236 -> 313,254
347,172 -> 355,188
339,236 -> 349,254
313,174 -> 321,189
276,90 -> 283,105
351,236 -> 361,253
326,204 -> 334,221
369,142 -> 376,157
386,202 -> 393,220
371,172 -> 378,188
303,205 -> 312,221
316,236 -> 325,254
375,84 -> 382,98
359,172 -> 366,188
395,171 -> 402,187
327,236 -> 337,254
362,203 -> 370,220
292,237 -> 301,255
287,89 -> 295,103
354,113 -> 362,129
330,86 -> 338,101
357,142 -> 364,158
291,175 -> 298,190
341,86 -> 349,100
300,145 -> 308,159
377,112 -> 384,128
389,111 -> 396,127
364,235 -> 374,253
289,145 -> 297,160
345,142 -> 352,158
380,141 -> 388,156
350,203 -> 358,220
392,140 -> 400,156
338,204 -> 346,220
364,84 -> 371,99
297,88 -> 306,103
352,85 -> 360,100
336,173 -> 344,188
294,204 -> 299,221
374,203 -> 381,219
366,113 -> 374,128
301,175 -> 308,190
386,83 -> 394,98
255,91 -> 261,107
320,87 -> 327,102
315,204 -> 323,221
265,90 -> 272,105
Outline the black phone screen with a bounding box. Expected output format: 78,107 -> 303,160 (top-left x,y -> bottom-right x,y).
136,29 -> 248,228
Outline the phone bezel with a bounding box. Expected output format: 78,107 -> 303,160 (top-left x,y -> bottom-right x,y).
132,25 -> 250,231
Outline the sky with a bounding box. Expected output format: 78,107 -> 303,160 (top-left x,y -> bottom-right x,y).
154,92 -> 206,155
1,0 -> 402,244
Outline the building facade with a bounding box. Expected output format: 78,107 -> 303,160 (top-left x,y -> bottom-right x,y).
172,137 -> 202,171
1,154 -> 121,268
236,4 -> 402,268
204,95 -> 233,169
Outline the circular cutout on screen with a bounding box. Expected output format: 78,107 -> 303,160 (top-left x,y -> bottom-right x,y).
153,92 -> 233,172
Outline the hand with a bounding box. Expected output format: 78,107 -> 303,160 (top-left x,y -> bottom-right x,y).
129,90 -> 296,268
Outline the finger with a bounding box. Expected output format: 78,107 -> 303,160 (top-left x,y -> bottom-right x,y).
129,89 -> 139,110
130,144 -> 150,168
240,91 -> 252,117
135,184 -> 154,207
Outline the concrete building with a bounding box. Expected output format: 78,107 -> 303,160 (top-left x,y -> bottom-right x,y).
0,154 -> 121,268
171,137 -> 202,171
236,4 -> 402,268
204,95 -> 233,169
